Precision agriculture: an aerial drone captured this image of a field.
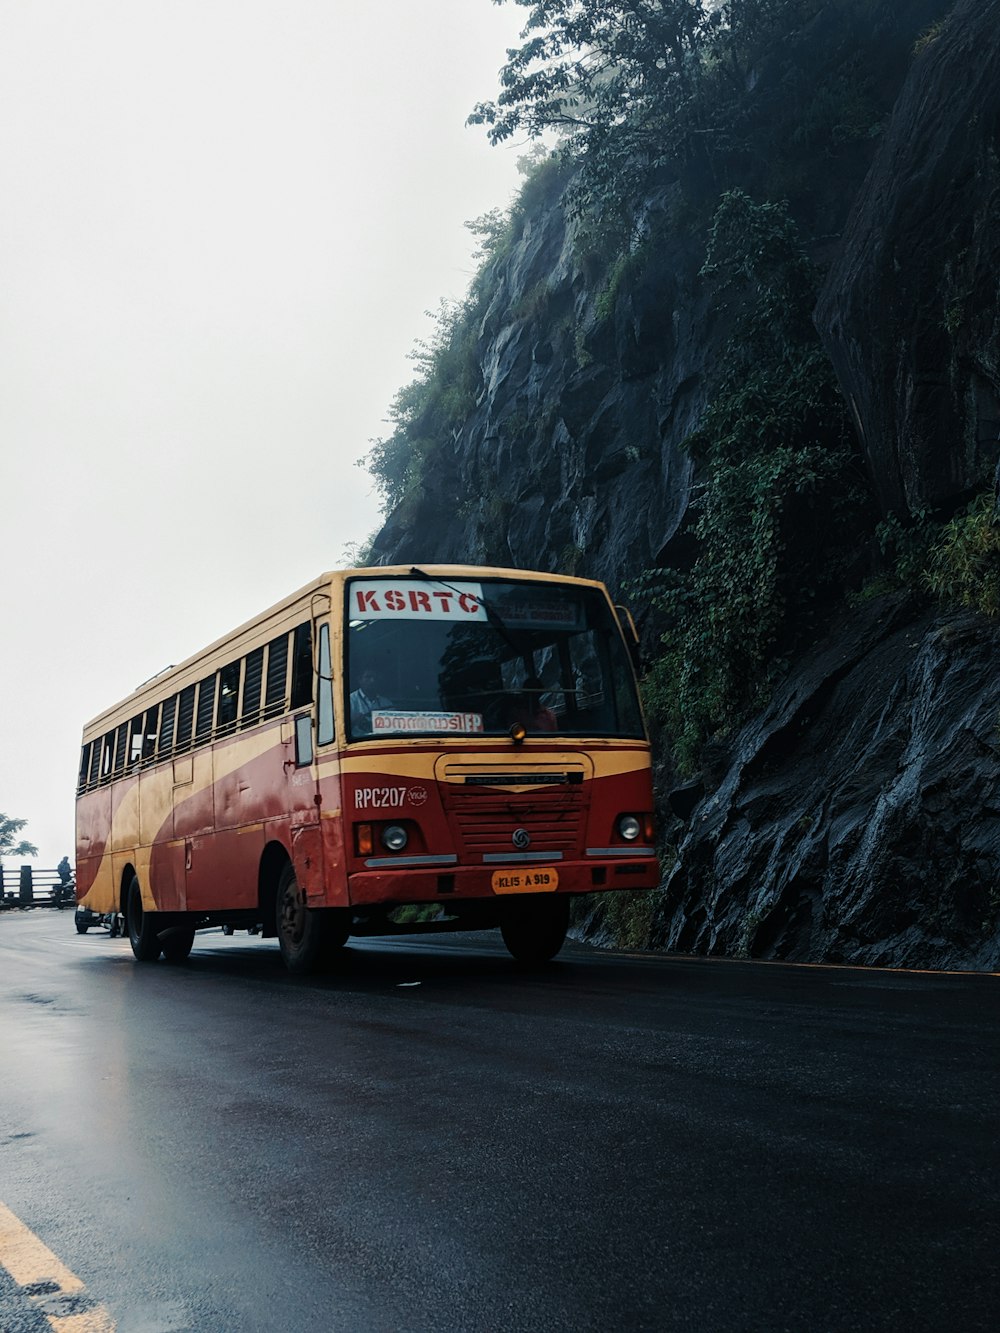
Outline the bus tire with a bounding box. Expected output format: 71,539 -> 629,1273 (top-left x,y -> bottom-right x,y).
276,863 -> 347,975
127,874 -> 162,962
500,895 -> 570,965
161,918 -> 196,963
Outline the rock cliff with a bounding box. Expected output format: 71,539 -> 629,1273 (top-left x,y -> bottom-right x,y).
816,0 -> 1000,518
368,0 -> 1000,969
370,169 -> 709,591
661,0 -> 1000,971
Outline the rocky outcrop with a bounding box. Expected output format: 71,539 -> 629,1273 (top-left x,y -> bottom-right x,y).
369,0 -> 1000,968
816,0 -> 1000,518
656,595 -> 1000,970
664,0 -> 1000,969
369,180 -> 713,596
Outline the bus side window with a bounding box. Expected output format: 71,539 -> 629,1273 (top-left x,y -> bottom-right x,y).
241,647 -> 264,728
90,739 -> 105,786
195,674 -> 216,743
128,715 -> 144,766
140,706 -> 160,760
78,743 -> 91,793
264,634 -> 289,720
160,695 -> 177,759
316,623 -> 334,746
218,661 -> 240,733
112,725 -> 128,776
175,685 -> 196,752
290,622 -> 312,708
294,713 -> 313,768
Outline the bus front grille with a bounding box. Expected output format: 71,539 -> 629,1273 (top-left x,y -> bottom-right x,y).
452,801 -> 582,858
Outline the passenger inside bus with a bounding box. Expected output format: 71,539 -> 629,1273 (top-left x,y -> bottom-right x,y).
349,666 -> 394,735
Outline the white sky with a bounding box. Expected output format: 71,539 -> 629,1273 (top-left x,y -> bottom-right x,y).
0,0 -> 528,870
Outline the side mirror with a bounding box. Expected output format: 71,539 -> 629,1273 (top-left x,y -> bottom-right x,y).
294,714 -> 314,768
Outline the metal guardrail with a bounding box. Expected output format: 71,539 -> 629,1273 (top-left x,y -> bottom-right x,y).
0,865 -> 75,910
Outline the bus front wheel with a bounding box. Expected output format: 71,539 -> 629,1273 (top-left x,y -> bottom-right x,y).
127,875 -> 162,962
275,863 -> 348,975
500,895 -> 570,965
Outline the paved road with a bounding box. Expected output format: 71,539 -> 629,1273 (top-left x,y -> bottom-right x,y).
0,909 -> 997,1332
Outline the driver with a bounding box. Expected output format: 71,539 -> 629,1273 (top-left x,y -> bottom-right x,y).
509,675 -> 557,732
349,666 -> 393,735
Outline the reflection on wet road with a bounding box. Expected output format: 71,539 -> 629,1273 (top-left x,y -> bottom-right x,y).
1,910 -> 998,1331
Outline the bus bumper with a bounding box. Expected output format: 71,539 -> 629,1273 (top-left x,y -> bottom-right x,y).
346,855 -> 660,906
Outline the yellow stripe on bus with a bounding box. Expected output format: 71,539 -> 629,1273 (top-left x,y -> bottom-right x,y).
0,1202 -> 115,1332
333,747 -> 650,782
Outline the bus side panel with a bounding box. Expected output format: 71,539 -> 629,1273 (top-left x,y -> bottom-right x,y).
139,763 -> 173,855
148,837 -> 187,912
75,786 -> 114,910
185,823 -> 263,911
109,772 -> 141,856
196,733 -> 271,911
139,764 -> 186,911
172,751 -> 215,841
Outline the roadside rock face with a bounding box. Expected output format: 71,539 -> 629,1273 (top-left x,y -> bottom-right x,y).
369,179 -> 712,596
369,1 -> 1000,968
656,596 -> 1000,970
816,0 -> 1000,517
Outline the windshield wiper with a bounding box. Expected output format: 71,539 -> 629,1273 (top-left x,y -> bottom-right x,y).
408,566 -> 524,657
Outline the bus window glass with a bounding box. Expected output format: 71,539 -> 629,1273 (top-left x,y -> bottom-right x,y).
316,623 -> 334,746
345,576 -> 645,741
141,707 -> 159,759
241,647 -> 264,727
160,695 -> 177,757
113,725 -> 128,774
218,662 -> 240,731
264,635 -> 289,718
290,623 -> 312,708
128,715 -> 144,765
176,685 -> 196,751
195,675 -> 217,741
90,740 -> 104,785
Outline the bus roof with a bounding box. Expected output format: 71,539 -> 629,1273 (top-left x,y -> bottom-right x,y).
81,564 -> 610,736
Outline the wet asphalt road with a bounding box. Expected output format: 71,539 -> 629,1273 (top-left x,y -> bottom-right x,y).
0,909 -> 997,1332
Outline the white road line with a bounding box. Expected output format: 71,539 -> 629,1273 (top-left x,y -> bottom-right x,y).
0,1202 -> 115,1332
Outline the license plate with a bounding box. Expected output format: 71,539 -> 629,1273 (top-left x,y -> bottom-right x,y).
490,868 -> 559,894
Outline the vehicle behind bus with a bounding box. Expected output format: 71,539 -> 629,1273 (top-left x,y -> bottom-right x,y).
75,566 -> 658,973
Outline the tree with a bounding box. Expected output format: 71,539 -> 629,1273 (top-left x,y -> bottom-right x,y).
468,0 -> 713,148
0,814 -> 38,861
468,0 -> 819,213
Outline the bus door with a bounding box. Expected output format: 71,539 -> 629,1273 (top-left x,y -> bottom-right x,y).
285,614 -> 329,899
280,708 -> 321,899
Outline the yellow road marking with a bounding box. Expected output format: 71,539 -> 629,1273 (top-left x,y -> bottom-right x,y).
0,1202 -> 115,1331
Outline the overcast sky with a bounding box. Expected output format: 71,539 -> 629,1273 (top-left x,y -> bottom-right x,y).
0,0 -> 528,869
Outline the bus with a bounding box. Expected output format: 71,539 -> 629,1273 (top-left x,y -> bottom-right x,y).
75,565 -> 658,973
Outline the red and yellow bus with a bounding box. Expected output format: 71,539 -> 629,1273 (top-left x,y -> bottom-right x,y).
75,565 -> 657,973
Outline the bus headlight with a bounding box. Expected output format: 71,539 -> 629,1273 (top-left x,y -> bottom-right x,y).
381,824 -> 409,853
618,815 -> 642,842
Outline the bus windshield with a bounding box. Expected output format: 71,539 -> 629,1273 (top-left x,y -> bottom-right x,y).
345,575 -> 645,740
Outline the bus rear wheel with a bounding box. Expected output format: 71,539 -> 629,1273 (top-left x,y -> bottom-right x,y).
160,918 -> 196,963
127,874 -> 162,962
500,895 -> 570,965
275,863 -> 348,975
